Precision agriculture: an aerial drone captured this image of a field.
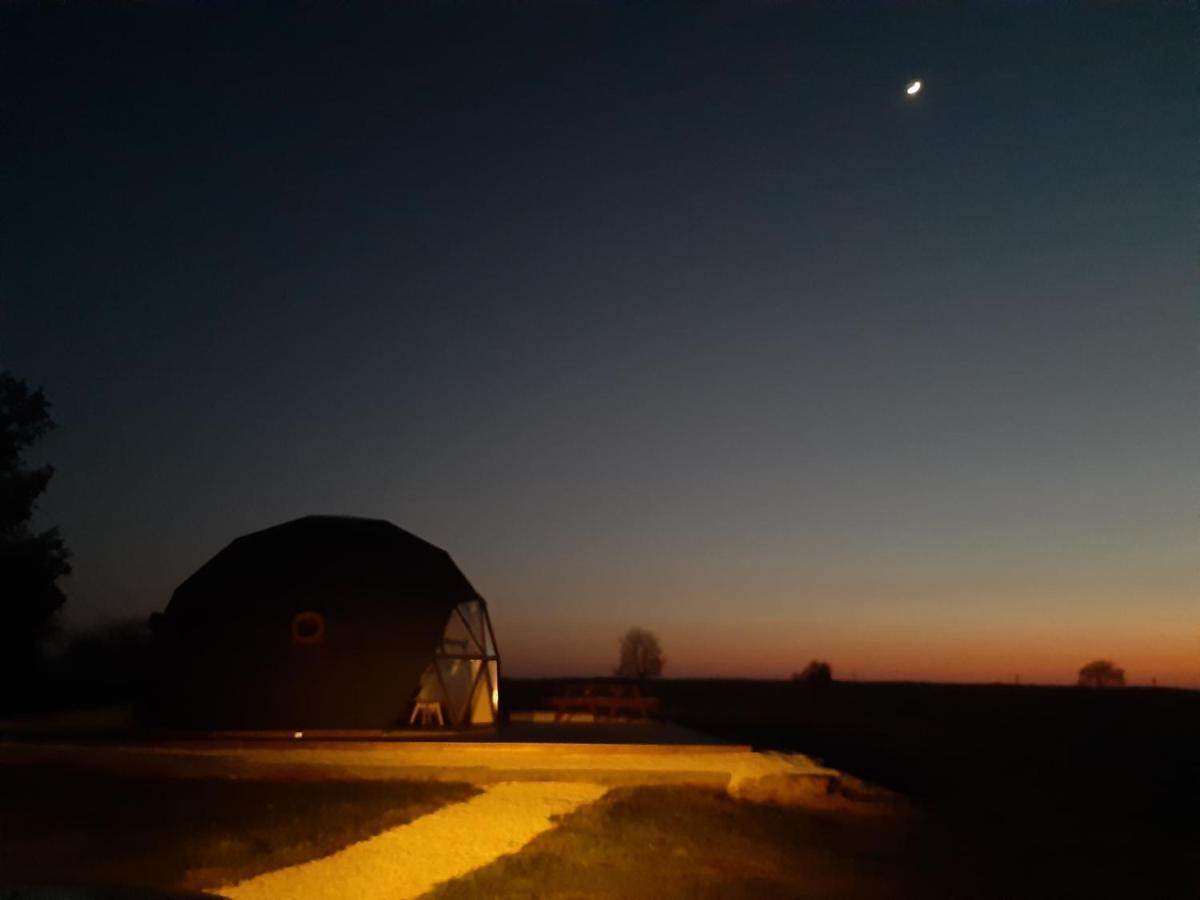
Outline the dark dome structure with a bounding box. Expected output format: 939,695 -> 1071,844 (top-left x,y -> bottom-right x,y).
146,516 -> 499,731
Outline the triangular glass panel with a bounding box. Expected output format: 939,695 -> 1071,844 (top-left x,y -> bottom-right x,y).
437,657 -> 473,726
486,661 -> 499,713
460,601 -> 487,653
470,673 -> 494,724
441,610 -> 472,654
414,663 -> 443,703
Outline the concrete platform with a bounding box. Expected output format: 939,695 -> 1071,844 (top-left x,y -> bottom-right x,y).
0,735 -> 841,797
0,706 -> 726,746
0,703 -> 877,810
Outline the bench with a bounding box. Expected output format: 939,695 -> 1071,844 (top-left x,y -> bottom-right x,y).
546,683 -> 660,722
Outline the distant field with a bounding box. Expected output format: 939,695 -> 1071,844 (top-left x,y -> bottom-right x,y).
0,766 -> 477,893
506,678 -> 1200,898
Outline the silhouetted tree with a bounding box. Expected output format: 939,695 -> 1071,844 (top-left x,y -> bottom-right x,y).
615,627 -> 664,680
1077,659 -> 1125,688
0,373 -> 71,687
793,660 -> 834,684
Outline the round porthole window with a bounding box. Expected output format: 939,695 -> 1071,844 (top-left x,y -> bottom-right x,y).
291,611 -> 325,644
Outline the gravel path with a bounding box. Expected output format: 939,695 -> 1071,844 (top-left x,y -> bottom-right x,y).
217,781 -> 608,900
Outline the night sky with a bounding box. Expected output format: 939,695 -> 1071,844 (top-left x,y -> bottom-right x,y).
3,2 -> 1196,684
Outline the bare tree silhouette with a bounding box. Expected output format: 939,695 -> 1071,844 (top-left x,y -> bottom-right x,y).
615,627 -> 664,680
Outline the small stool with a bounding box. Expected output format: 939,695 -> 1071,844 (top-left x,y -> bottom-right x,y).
409,700 -> 444,726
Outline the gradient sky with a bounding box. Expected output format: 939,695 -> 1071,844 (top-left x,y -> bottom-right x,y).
3,2 -> 1196,685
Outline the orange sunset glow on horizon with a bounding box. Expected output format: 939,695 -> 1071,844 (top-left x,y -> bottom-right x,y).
500,620 -> 1200,689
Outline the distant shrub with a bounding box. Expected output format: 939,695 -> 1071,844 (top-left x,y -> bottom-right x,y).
793,660 -> 833,684
1077,659 -> 1125,688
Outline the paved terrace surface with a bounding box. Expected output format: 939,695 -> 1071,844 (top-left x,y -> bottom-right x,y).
0,705 -> 728,745
0,709 -> 852,800
0,733 -> 840,795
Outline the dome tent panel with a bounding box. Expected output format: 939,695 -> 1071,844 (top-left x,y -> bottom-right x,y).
410,598 -> 501,728
146,516 -> 496,731
470,667 -> 496,724
435,657 -> 477,725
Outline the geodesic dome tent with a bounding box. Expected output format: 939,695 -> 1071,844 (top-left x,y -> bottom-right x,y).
146,516 -> 499,731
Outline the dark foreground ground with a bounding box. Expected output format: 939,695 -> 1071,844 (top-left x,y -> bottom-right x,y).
0,767 -> 476,893
0,768 -> 946,899
429,784 -> 954,900
508,678 -> 1200,899
2,680 -> 1197,898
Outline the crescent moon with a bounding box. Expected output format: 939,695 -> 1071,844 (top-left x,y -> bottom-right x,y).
906,80 -> 922,95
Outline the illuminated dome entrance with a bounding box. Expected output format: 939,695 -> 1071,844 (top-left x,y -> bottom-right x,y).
413,598 -> 500,727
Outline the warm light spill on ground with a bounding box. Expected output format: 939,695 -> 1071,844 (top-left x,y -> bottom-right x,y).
219,781 -> 608,900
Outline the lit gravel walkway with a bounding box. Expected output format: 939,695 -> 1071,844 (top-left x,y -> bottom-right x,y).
218,781 -> 608,900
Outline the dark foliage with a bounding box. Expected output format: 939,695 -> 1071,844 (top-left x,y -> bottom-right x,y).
0,372 -> 71,690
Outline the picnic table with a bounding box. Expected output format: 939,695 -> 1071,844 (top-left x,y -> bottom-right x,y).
546,682 -> 660,722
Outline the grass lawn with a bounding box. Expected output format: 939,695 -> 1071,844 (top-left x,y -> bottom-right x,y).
0,765 -> 477,893
427,785 -> 958,900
